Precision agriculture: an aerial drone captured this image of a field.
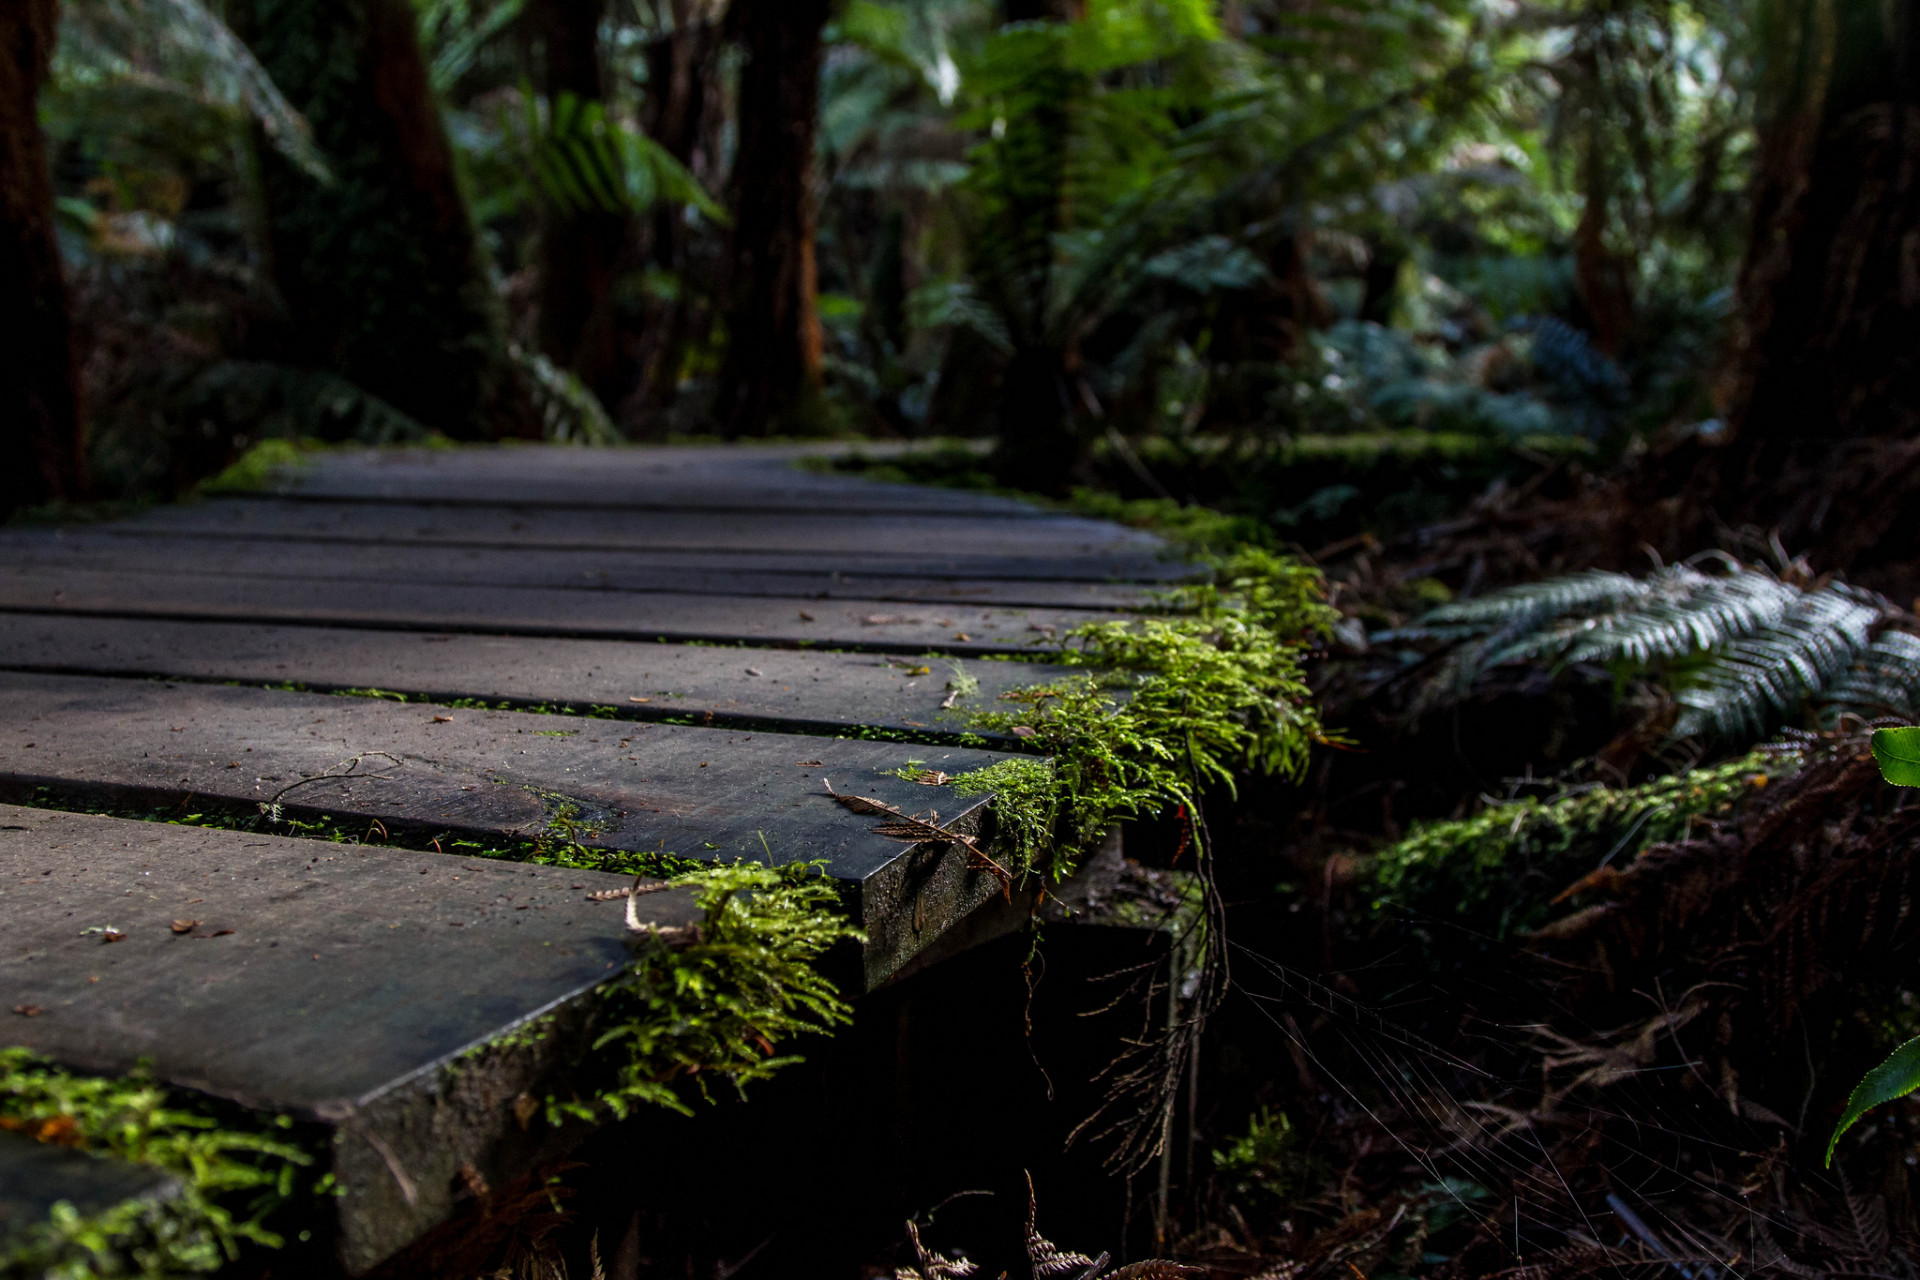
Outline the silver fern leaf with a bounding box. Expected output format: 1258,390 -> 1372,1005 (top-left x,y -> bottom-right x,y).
1406,561 -> 1902,744
1822,629 -> 1920,724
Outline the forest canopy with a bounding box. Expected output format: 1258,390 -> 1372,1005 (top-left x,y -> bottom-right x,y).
3,0 -> 1834,515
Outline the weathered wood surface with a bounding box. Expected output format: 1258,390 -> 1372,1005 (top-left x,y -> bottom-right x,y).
0,672 -> 1012,985
0,1129 -> 178,1250
0,803 -> 693,1268
0,615 -> 1070,740
124,498 -> 1172,565
249,442 -> 1040,516
0,566 -> 1111,655
0,444 -> 1181,1266
0,529 -> 1165,608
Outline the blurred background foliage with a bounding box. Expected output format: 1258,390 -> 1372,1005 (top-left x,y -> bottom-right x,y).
35,0 -> 1755,516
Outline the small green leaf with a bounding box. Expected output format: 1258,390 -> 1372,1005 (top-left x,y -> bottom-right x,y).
1871,727 -> 1920,786
1828,1035 -> 1920,1165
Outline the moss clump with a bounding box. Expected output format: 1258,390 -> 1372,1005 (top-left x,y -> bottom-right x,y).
548,861 -> 862,1123
0,1051 -> 317,1278
1362,753 -> 1783,945
956,547 -> 1334,880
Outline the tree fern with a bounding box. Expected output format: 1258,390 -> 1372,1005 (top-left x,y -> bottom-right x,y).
57,0 -> 328,179
1403,560 -> 1903,744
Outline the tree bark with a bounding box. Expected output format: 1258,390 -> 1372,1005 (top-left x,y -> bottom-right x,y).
624,0 -> 723,429
0,0 -> 86,516
1682,0 -> 1920,565
529,0 -> 629,406
232,0 -> 534,439
713,0 -> 831,438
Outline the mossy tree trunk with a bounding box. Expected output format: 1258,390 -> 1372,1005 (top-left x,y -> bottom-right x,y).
712,0 -> 831,438
0,0 -> 85,517
231,0 -> 534,440
529,0 -> 629,408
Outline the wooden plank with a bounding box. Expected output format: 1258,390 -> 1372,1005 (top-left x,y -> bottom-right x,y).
0,1129 -> 178,1251
0,615 -> 1069,741
254,443 -> 1031,516
0,672 -> 1015,986
122,498 -> 1171,564
0,566 -> 1111,655
0,803 -> 695,1270
0,529 -> 1168,608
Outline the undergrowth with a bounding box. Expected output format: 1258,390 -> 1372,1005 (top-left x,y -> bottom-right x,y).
1362,752 -> 1784,947
0,1051 -> 318,1280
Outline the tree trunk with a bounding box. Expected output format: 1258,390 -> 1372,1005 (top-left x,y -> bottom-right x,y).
0,0 -> 85,516
232,0 -> 534,440
980,0 -> 1084,489
713,0 -> 831,438
529,0 -> 629,407
624,0 -> 722,429
1693,0 -> 1920,564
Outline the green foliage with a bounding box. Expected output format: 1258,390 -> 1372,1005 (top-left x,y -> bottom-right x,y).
956,547 -> 1332,880
1407,560 -> 1896,742
0,1051 -> 315,1278
56,0 -> 329,178
510,343 -> 622,444
1212,1108 -> 1316,1203
551,862 -> 861,1122
1828,1037 -> 1920,1167
522,91 -> 724,224
1362,754 -> 1776,943
1871,728 -> 1920,789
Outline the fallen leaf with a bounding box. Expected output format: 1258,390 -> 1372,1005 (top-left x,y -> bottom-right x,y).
513,1092 -> 539,1130
629,696 -> 652,703
100,929 -> 125,943
745,667 -> 763,677
797,611 -> 814,621
12,1004 -> 41,1017
797,759 -> 823,766
910,770 -> 952,786
1012,725 -> 1039,738
1028,623 -> 1057,636
823,781 -> 1012,893
863,614 -> 921,626
171,919 -> 199,934
953,632 -> 970,641
210,929 -> 233,937
433,715 -> 453,723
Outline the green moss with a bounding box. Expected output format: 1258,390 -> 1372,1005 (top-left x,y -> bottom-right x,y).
547,860 -> 861,1123
956,547 -> 1334,880
196,438 -> 319,496
1362,753 -> 1784,944
0,1051 -> 317,1279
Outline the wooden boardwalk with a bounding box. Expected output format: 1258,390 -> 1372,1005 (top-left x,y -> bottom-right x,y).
0,444 -> 1184,1268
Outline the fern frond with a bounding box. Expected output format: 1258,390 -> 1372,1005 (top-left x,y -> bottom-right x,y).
1673,587 -> 1880,740
1822,630 -> 1920,724
510,344 -> 621,445
1405,561 -> 1899,745
58,0 -> 328,179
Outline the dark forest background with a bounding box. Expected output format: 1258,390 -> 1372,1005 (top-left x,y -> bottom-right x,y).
5,1 -> 1920,1277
